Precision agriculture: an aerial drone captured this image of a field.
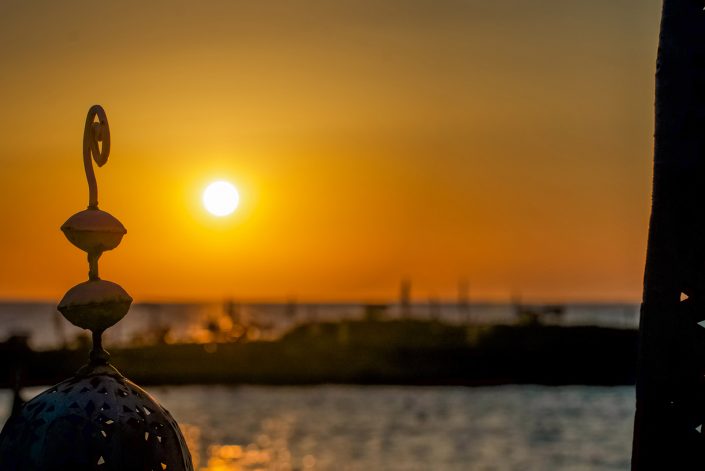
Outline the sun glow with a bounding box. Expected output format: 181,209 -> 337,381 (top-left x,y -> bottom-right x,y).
203,181 -> 239,217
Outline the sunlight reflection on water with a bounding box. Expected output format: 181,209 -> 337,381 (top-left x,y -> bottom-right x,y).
1,385 -> 634,471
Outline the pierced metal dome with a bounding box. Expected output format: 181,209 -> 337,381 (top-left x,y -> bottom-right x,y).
0,372 -> 193,471
0,105 -> 194,471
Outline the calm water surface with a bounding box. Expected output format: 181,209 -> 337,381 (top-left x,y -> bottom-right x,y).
1,385 -> 634,470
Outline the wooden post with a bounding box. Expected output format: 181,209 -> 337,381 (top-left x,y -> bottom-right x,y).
633,1 -> 705,469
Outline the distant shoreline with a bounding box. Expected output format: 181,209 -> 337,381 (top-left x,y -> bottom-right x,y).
0,319 -> 637,388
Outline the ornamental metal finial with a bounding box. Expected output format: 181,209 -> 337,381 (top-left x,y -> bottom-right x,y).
83,105 -> 111,210
0,106 -> 194,471
58,105 -> 131,374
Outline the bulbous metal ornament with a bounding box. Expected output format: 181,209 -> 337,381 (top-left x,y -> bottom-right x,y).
58,280 -> 132,331
0,105 -> 194,471
61,208 -> 126,254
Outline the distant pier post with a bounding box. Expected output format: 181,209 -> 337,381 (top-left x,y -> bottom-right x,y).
458,278 -> 470,324
400,279 -> 411,319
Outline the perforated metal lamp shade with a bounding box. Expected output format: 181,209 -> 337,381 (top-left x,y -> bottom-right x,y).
0,106 -> 194,471
0,374 -> 193,471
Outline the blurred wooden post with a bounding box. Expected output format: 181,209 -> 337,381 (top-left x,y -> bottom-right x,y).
632,2 -> 705,469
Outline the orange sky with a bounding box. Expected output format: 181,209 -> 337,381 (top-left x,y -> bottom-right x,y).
0,0 -> 661,303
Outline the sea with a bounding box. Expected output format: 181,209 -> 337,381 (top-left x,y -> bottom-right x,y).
0,384 -> 634,470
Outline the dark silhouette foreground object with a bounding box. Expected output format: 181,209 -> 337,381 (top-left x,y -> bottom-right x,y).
633,2 -> 705,469
0,106 -> 194,470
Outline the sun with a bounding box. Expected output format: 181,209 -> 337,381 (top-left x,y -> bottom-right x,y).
202,180 -> 239,217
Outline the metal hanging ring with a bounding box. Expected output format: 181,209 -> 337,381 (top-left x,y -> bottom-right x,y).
83,105 -> 111,208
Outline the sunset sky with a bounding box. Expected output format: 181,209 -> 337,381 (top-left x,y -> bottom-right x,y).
0,0 -> 661,303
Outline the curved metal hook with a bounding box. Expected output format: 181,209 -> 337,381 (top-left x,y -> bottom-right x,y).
83,105 -> 111,209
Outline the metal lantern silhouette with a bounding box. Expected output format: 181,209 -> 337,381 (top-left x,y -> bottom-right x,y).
0,106 -> 194,471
